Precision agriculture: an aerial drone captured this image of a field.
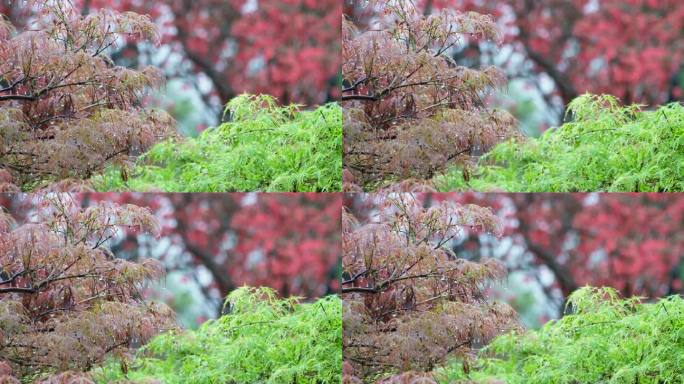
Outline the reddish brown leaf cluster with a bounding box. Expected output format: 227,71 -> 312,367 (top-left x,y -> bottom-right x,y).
342,0 -> 520,190
0,1 -> 175,190
0,194 -> 176,381
342,194 -> 519,382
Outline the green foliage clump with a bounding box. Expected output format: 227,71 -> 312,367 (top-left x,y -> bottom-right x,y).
436,286 -> 684,383
435,94 -> 684,192
95,286 -> 342,384
95,94 -> 342,192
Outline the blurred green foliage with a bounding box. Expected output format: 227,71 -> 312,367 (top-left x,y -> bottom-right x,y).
495,78 -> 557,137
161,79 -> 215,137
489,271 -> 556,330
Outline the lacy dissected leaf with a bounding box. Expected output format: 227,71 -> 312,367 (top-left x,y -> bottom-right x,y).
436,94 -> 684,192
342,194 -> 519,382
95,286 -> 342,384
0,194 -> 176,381
95,94 -> 342,192
0,1 -> 175,190
342,0 -> 519,190
436,286 -> 684,383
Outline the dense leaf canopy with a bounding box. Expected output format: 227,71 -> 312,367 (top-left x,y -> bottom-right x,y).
95,95 -> 342,192
0,1 -> 175,192
436,94 -> 684,192
96,287 -> 342,384
342,194 -> 519,383
342,0 -> 519,190
437,286 -> 684,383
0,195 -> 175,383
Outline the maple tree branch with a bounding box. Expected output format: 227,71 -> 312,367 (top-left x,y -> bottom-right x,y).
524,240 -> 578,294
0,76 -> 26,93
516,196 -> 579,296
523,47 -> 578,104
184,241 -> 235,296
341,286 -> 379,294
0,268 -> 31,286
342,76 -> 369,93
0,79 -> 99,103
0,94 -> 37,102
342,270 -> 368,286
0,287 -> 37,294
342,72 -> 464,103
173,195 -> 235,298
341,94 -> 379,101
515,1 -> 579,105
172,0 -> 235,105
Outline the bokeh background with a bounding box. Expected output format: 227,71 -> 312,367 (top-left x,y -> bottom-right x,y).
1,0 -> 341,135
1,193 -> 342,328
345,0 -> 684,136
345,193 -> 684,329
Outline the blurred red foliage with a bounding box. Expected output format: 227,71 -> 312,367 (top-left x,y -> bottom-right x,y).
1,0 -> 340,107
